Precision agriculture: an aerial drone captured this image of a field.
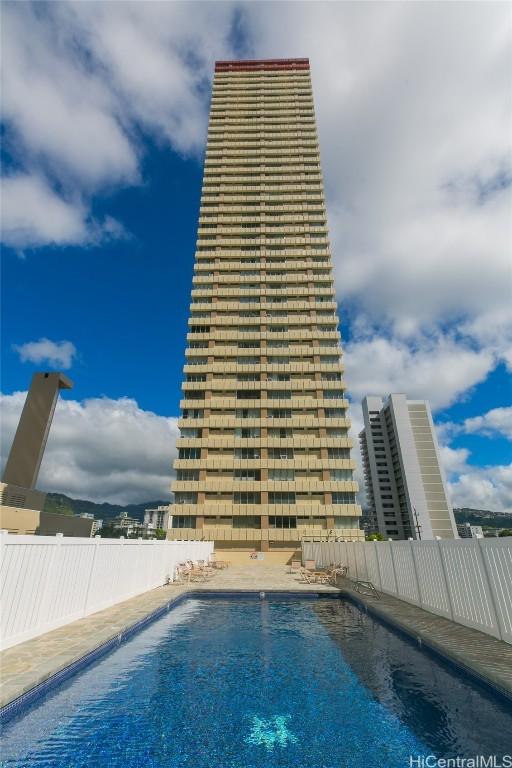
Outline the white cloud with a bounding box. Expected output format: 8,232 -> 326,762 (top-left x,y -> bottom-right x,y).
0,392 -> 178,505
448,464 -> 512,514
439,445 -> 471,476
2,172 -> 130,250
13,338 -> 77,369
2,174 -> 88,248
2,4 -> 138,190
432,410 -> 512,512
344,333 -> 494,411
464,407 -> 512,441
1,2 -> 236,248
244,2 -> 511,396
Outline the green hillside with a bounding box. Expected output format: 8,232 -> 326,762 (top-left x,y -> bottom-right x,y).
453,508 -> 512,529
44,493 -> 169,522
45,494 -> 511,529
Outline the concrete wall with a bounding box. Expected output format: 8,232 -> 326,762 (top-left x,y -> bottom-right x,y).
38,511 -> 95,537
0,506 -> 40,535
0,534 -> 213,650
303,539 -> 512,644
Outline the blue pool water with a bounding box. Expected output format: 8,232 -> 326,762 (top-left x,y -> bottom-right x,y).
2,597 -> 511,767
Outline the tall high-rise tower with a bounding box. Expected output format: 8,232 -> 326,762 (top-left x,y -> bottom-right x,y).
360,394 -> 458,540
170,58 -> 363,556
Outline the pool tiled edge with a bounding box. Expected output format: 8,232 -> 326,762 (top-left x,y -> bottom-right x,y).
0,588 -> 190,723
339,587 -> 512,705
2,574 -> 512,724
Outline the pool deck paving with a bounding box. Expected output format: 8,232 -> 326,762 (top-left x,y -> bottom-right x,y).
1,565 -> 511,712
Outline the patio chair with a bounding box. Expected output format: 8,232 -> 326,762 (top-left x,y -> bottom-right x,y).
327,564 -> 348,583
210,553 -> 229,569
187,568 -> 210,583
304,559 -> 316,571
289,560 -> 302,574
197,559 -> 216,576
299,569 -> 317,584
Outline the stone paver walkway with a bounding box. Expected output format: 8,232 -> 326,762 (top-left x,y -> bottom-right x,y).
0,566 -> 331,710
1,565 -> 511,712
337,580 -> 512,700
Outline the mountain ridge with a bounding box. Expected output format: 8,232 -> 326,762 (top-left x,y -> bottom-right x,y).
44,493 -> 512,528
45,493 -> 169,522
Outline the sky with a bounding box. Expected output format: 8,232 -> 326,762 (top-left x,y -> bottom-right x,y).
1,1 -> 511,509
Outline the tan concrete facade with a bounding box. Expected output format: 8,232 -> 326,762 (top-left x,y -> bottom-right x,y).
2,372 -> 73,490
0,482 -> 46,534
170,58 -> 363,549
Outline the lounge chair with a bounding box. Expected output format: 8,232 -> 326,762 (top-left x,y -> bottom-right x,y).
210,554 -> 229,569
300,569 -> 317,584
197,559 -> 216,576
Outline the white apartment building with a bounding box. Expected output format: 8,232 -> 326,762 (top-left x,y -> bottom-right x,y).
359,395 -> 457,540
457,523 -> 484,539
143,505 -> 172,535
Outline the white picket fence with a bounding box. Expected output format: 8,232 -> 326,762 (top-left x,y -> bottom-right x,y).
303,538 -> 512,644
0,533 -> 213,650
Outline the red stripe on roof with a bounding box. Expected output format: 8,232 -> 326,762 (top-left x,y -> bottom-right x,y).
215,58 -> 309,73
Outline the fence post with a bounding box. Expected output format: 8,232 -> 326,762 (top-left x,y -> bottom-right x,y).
436,538 -> 455,622
349,541 -> 357,579
38,533 -> 64,634
83,537 -> 101,616
408,539 -> 423,608
476,538 -> 503,641
388,539 -> 399,595
373,540 -> 382,591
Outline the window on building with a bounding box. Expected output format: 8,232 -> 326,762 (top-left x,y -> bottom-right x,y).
237,390 -> 260,399
176,469 -> 200,481
235,448 -> 260,459
233,516 -> 261,529
178,448 -> 201,459
179,428 -> 201,438
234,469 -> 261,481
269,409 -> 292,418
233,492 -> 261,504
235,427 -> 260,438
172,516 -> 195,528
329,469 -> 353,480
269,492 -> 296,504
332,492 -> 356,504
174,493 -> 198,505
268,469 -> 295,480
235,408 -> 260,419
328,448 -> 350,459
269,448 -> 294,459
269,516 -> 297,529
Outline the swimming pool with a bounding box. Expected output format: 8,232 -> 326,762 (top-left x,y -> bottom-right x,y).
2,596 -> 511,767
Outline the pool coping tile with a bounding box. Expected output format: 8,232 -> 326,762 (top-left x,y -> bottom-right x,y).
1,570 -> 511,723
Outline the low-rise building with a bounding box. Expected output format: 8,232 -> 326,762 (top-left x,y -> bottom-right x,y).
79,513 -> 102,536
110,513 -> 141,537
457,523 -> 484,539
143,505 -> 172,536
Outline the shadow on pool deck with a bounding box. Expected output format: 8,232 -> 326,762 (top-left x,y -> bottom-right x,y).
1,565 -> 511,712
